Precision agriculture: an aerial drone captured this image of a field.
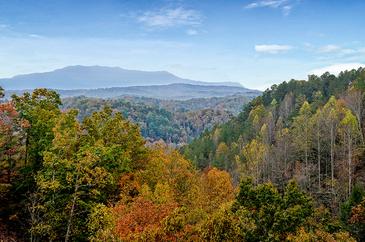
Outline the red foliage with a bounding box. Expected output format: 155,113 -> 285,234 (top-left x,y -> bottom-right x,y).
113,197 -> 176,240
349,199 -> 365,224
0,101 -> 27,183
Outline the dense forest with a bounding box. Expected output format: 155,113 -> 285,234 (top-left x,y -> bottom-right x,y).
62,95 -> 252,145
0,70 -> 365,241
184,68 -> 365,240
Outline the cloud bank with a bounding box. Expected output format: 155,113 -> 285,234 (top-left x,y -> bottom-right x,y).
309,63 -> 365,76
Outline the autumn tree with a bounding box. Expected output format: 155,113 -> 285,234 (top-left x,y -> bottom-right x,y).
114,144 -> 236,241
249,104 -> 267,133
0,101 -> 28,183
12,89 -> 62,168
341,185 -> 365,240
242,139 -> 268,184
286,227 -> 355,241
0,89 -> 29,238
339,109 -> 361,197
114,145 -> 197,240
114,197 -> 177,241
310,107 -> 325,192
322,96 -> 343,194
291,101 -> 313,189
273,127 -> 293,188
349,197 -> 365,241
200,167 -> 234,213
30,107 -> 147,241
343,87 -> 364,144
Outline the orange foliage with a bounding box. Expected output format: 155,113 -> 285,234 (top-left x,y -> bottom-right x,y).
114,145 -> 236,241
113,197 -> 176,240
118,173 -> 141,203
0,101 -> 27,182
0,102 -> 20,132
349,198 -> 365,224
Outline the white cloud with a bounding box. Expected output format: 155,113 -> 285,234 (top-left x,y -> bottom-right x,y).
318,44 -> 342,53
245,0 -> 288,9
245,0 -> 294,15
255,44 -> 292,54
28,34 -> 44,38
282,5 -> 292,16
309,63 -> 365,76
316,45 -> 365,61
186,29 -> 198,36
137,7 -> 202,28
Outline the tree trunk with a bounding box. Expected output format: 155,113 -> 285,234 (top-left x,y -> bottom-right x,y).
284,141 -> 287,181
65,178 -> 79,242
317,123 -> 321,192
348,131 -> 352,198
356,112 -> 364,145
7,156 -> 11,184
25,133 -> 29,165
330,124 -> 335,194
304,124 -> 310,190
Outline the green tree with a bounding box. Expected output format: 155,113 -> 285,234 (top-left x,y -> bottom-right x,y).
12,89 -> 61,169
0,86 -> 4,98
233,179 -> 313,241
349,197 -> 365,241
340,184 -> 365,239
31,107 -> 147,241
249,104 -> 267,132
214,142 -> 229,169
201,202 -> 255,241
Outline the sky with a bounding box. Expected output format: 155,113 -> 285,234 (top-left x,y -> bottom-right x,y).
0,0 -> 365,90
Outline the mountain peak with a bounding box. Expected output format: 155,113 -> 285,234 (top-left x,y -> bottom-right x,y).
0,65 -> 242,90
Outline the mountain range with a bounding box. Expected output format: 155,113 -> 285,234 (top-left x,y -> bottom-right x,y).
5,83 -> 260,100
0,65 -> 242,90
1,65 -> 260,100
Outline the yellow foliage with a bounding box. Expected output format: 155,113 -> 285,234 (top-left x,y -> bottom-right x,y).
287,227 -> 356,242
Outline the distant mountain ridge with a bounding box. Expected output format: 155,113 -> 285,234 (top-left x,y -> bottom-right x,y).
0,65 -> 242,89
6,83 -> 261,100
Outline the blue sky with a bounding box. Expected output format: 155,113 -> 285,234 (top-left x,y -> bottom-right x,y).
0,0 -> 365,90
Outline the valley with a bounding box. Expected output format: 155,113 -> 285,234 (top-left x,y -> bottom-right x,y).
62,94 -> 254,145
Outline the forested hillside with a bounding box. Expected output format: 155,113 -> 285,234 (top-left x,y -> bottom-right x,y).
0,69 -> 364,241
62,95 -> 251,145
184,68 -> 365,240
5,83 -> 260,100
119,94 -> 251,114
